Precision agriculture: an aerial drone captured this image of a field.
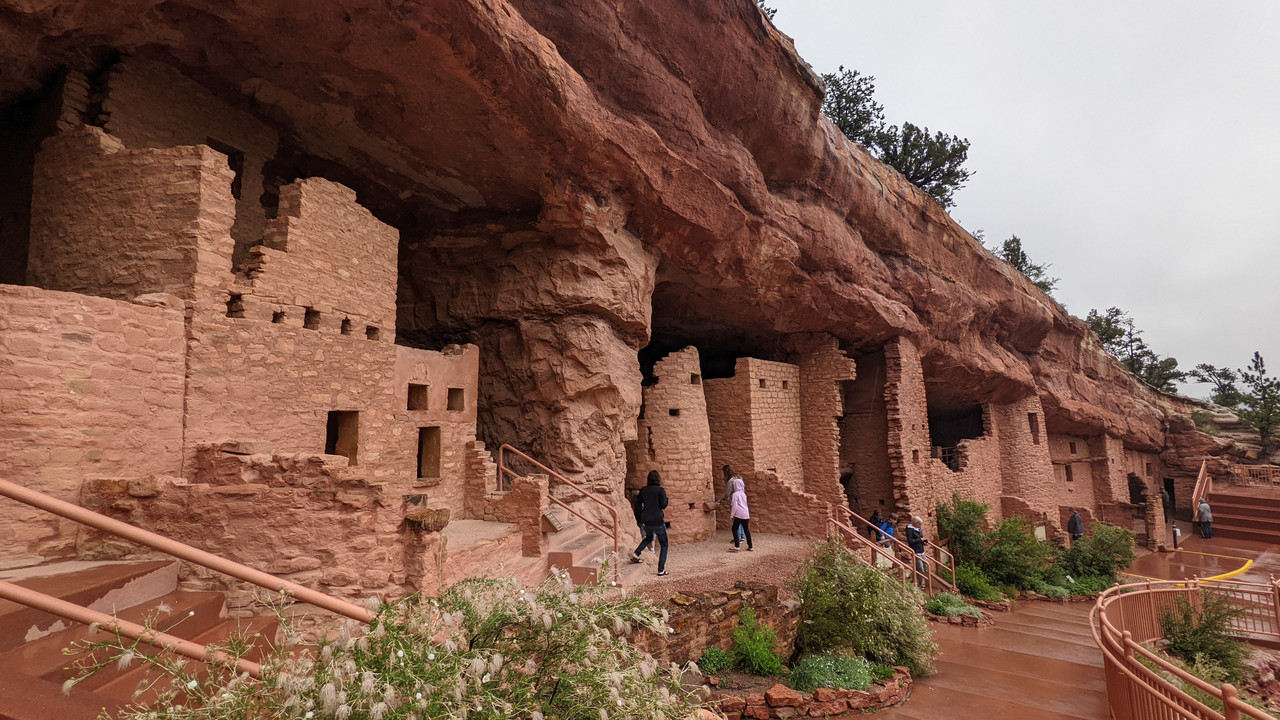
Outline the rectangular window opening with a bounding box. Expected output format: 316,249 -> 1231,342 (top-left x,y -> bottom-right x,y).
912,449 -> 920,464
669,408 -> 680,417
1069,441 -> 1077,455
1028,412 -> 1041,445
340,318 -> 353,335
759,379 -> 766,389
225,293 -> 245,319
271,310 -> 286,324
417,427 -> 442,478
782,380 -> 789,390
1146,462 -> 1153,476
205,137 -> 245,200
304,308 -> 321,330
690,374 -> 701,385
325,411 -> 359,466
408,384 -> 429,411
365,326 -> 381,340
1065,465 -> 1074,482
447,387 -> 465,411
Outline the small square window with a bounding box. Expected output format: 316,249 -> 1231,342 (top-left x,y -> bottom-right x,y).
304,308 -> 320,330
271,310 -> 285,324
340,318 -> 353,335
408,384 -> 429,411
447,388 -> 465,411
669,408 -> 680,417
759,379 -> 766,389
781,380 -> 789,390
690,374 -> 700,385
226,294 -> 245,319
366,326 -> 381,340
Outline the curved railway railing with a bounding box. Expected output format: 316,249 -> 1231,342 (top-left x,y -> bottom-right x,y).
1092,577 -> 1280,720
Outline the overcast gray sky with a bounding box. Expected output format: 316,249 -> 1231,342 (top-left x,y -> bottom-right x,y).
769,0 -> 1280,400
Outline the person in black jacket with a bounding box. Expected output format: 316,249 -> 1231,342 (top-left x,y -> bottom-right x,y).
630,470 -> 670,576
1067,508 -> 1085,545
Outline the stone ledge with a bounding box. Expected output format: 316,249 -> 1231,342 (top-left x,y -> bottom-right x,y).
711,669 -> 913,719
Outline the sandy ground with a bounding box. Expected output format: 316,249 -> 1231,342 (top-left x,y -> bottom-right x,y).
626,529 -> 817,601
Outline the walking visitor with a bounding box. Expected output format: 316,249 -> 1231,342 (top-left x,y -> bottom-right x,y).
729,475 -> 753,551
631,470 -> 670,575
1197,498 -> 1213,539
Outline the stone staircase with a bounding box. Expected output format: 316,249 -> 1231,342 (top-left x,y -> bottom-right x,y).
0,561 -> 277,720
1206,487 -> 1280,544
543,507 -> 649,587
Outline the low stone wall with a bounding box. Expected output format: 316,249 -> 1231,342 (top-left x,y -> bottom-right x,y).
713,674 -> 912,719
628,582 -> 799,665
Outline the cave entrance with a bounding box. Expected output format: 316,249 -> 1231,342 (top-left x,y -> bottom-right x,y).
926,404 -> 986,472
0,76 -> 64,286
839,349 -> 894,520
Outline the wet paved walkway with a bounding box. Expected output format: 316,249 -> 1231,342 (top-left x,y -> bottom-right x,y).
1125,519 -> 1280,584
877,601 -> 1108,720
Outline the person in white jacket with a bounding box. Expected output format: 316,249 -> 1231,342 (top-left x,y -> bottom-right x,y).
729,476 -> 753,551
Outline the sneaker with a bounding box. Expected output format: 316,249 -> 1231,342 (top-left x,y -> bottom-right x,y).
657,570 -> 669,576
629,554 -> 643,564
729,545 -> 739,552
747,547 -> 754,551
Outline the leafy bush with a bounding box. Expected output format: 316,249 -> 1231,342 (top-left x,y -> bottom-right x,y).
788,654 -> 876,693
925,592 -> 983,618
732,606 -> 786,676
954,563 -> 1003,602
1028,579 -> 1069,598
63,571 -> 701,720
1059,524 -> 1136,580
1191,409 -> 1220,436
1160,590 -> 1251,683
935,494 -> 989,566
982,517 -> 1056,589
1066,574 -> 1115,595
793,539 -> 937,676
698,646 -> 732,675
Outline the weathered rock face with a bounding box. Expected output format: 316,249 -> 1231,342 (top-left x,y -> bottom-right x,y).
0,0 -> 1181,487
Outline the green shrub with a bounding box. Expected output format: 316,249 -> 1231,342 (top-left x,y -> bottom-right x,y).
982,516 -> 1056,589
732,606 -> 786,676
954,563 -> 1002,602
63,572 -> 702,720
1191,410 -> 1220,436
788,654 -> 876,692
936,493 -> 989,566
1060,524 -> 1136,580
698,646 -> 733,674
925,592 -> 983,618
793,539 -> 937,676
1067,574 -> 1115,595
869,663 -> 895,682
1029,579 -> 1069,598
1160,590 -> 1251,683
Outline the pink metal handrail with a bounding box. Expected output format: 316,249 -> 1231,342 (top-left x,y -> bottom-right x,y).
836,506 -> 956,592
0,580 -> 262,678
0,478 -> 376,624
829,512 -> 935,594
1091,577 -> 1280,719
497,445 -> 620,581
1191,459 -> 1212,515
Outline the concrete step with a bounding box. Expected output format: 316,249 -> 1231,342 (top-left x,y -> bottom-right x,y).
1209,514 -> 1280,531
94,614 -> 277,704
1208,492 -> 1280,510
63,592 -> 229,692
1205,501 -> 1280,520
0,667 -> 124,720
0,589 -> 225,684
0,561 -> 177,653
546,533 -> 609,574
1213,525 -> 1280,544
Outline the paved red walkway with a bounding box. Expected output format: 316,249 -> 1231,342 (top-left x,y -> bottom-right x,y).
1125,519 -> 1280,584
876,601 -> 1108,720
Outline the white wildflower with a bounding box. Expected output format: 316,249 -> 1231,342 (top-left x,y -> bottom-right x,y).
335,705 -> 352,720
427,652 -> 436,661
482,673 -> 491,684
304,713 -> 314,719
186,679 -> 198,689
396,649 -> 404,658
321,683 -> 338,713
383,685 -> 396,705
468,657 -> 486,678
488,652 -> 504,675
61,678 -> 77,696
116,650 -> 136,671
362,672 -> 377,696
156,602 -> 173,614
370,702 -> 389,720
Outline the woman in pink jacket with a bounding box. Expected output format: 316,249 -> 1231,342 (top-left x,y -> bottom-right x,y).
730,476 -> 753,551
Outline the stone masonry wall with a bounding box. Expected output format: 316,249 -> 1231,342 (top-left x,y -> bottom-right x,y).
926,434 -> 1003,518
0,284 -> 186,565
99,57 -> 278,267
744,358 -> 804,491
716,469 -> 830,540
27,125 -> 236,309
1049,434 -> 1097,513
788,333 -> 856,508
840,350 -> 893,518
628,347 -> 715,544
241,177 -> 398,336
991,394 -> 1060,530
1090,434 -> 1129,506
705,374 -> 754,481
883,337 -> 937,538
183,316 -> 479,518
627,582 -> 798,666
